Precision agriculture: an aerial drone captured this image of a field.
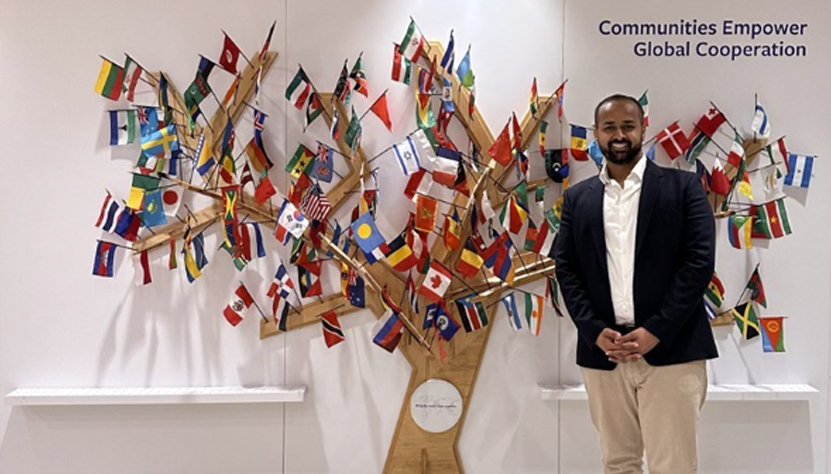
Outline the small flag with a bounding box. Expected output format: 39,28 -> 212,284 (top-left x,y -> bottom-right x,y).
488,122 -> 513,166
456,248 -> 484,278
140,124 -> 179,158
219,33 -> 242,74
726,132 -> 744,168
274,199 -> 310,244
695,107 -> 726,138
456,296 -> 488,333
443,211 -> 462,251
655,121 -> 690,160
431,147 -> 461,187
94,58 -> 124,100
369,92 -> 393,132
398,19 -> 425,61
321,310 -> 345,348
391,45 -> 412,85
750,198 -> 792,239
245,139 -> 272,175
705,273 -> 726,309
373,307 -> 405,353
300,184 -> 331,222
419,260 -> 453,303
92,241 -> 118,277
525,293 -> 543,336
751,103 -> 771,138
745,267 -> 767,308
441,30 -> 455,71
349,54 -> 368,97
344,106 -> 363,154
259,21 -> 276,62
384,233 -> 418,272
122,55 -> 143,102
529,78 -> 540,117
637,90 -> 649,127
223,283 -> 254,327
414,194 -> 439,233
784,154 -> 814,188
298,261 -> 323,297
141,189 -> 167,228
482,232 -> 514,283
710,159 -> 731,196
194,131 -> 216,177
728,215 -> 754,249
502,293 -> 522,330
456,46 -> 474,89
392,134 -> 422,176
351,212 -> 386,254
759,317 -> 785,352
569,124 -> 589,161
286,144 -> 315,178
109,110 -> 136,145
333,60 -> 350,103
254,176 -> 277,205
732,302 -> 760,340
286,67 -> 311,110
309,144 -> 334,183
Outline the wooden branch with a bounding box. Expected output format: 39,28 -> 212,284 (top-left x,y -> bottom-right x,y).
131,202 -> 223,253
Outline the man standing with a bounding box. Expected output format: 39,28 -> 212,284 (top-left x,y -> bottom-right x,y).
552,94 -> 717,474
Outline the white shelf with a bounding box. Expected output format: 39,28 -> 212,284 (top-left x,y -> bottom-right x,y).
5,386 -> 306,406
540,383 -> 819,401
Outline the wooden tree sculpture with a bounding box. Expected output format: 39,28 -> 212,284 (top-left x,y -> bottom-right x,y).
105,27 -> 800,474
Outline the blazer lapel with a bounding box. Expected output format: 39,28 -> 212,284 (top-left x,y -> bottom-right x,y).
587,178 -> 608,273
635,160 -> 664,257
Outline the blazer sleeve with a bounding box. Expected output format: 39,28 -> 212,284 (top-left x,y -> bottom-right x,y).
553,189 -> 607,348
641,174 -> 716,345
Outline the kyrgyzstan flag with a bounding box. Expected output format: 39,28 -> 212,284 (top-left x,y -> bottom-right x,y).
656,121 -> 690,160
223,283 -> 254,326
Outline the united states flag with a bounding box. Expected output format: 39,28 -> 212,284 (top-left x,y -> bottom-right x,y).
301,184 -> 331,222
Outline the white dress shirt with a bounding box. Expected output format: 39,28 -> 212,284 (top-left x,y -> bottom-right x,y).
599,156 -> 647,326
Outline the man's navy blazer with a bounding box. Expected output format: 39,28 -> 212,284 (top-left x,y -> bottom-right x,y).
552,159 -> 719,370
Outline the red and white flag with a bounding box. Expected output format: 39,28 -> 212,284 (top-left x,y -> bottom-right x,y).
219,34 -> 242,74
419,261 -> 453,303
656,121 -> 690,160
223,283 -> 254,327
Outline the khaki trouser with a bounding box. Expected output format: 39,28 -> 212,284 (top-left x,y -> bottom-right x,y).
581,359 -> 707,474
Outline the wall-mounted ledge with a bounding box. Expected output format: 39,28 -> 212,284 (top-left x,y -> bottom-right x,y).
5,386 -> 306,406
540,383 -> 819,401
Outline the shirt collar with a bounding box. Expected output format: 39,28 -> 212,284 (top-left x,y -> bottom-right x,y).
599,154 -> 647,186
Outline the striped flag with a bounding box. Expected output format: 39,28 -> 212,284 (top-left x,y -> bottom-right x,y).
751,103 -> 771,138
373,308 -> 405,353
784,154 -> 814,188
300,184 -> 332,222
502,293 -> 522,331
391,45 -> 412,85
751,198 -> 792,239
286,67 -> 311,110
109,110 -> 136,145
92,241 -> 118,277
637,90 -> 649,127
223,283 -> 254,327
321,310 -> 345,348
456,296 -> 488,333
398,19 -> 425,61
728,215 -> 754,249
525,293 -> 543,336
94,58 -> 124,100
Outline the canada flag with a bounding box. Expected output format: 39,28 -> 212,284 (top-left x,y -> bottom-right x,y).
418,261 -> 453,303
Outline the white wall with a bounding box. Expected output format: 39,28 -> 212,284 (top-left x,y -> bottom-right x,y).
0,0 -> 828,473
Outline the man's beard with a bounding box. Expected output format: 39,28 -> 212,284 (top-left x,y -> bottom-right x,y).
602,139 -> 641,165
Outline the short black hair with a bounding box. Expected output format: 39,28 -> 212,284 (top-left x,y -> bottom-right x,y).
594,94 -> 644,126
